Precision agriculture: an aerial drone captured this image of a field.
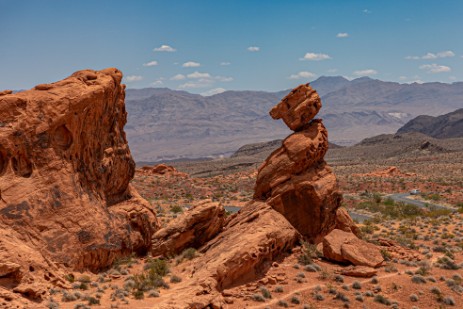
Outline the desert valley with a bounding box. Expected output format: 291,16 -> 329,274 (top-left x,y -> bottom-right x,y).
0,68 -> 462,309
1,1 -> 463,309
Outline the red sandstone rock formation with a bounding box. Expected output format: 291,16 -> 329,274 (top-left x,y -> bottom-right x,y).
140,164 -> 188,177
153,201 -> 299,308
323,229 -> 384,268
254,83 -> 342,243
151,201 -> 225,257
0,69 -> 158,301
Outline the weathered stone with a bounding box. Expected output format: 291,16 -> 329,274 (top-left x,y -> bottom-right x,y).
323,229 -> 384,267
152,201 -> 225,256
335,207 -> 361,237
269,83 -> 321,131
341,266 -> 378,278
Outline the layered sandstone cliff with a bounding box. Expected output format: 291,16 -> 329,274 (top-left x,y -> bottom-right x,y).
0,69 -> 158,301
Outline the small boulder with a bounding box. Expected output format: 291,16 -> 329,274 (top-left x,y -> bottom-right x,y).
341,266 -> 377,278
323,229 -> 383,268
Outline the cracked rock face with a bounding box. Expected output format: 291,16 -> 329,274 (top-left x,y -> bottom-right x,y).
254,83 -> 342,243
0,68 -> 159,301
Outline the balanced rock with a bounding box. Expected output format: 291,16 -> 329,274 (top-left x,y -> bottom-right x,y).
341,266 -> 378,278
0,69 -> 159,300
323,229 -> 383,268
254,83 -> 341,243
152,201 -> 225,257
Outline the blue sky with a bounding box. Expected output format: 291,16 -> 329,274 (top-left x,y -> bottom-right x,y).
1,0 -> 462,94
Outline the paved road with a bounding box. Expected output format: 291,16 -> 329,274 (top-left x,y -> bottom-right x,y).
388,193 -> 455,211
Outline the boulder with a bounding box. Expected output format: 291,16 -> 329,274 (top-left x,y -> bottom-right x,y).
269,83 -> 321,131
335,207 -> 361,237
152,201 -> 225,256
323,229 -> 383,268
0,69 -> 159,301
254,84 -> 342,243
341,266 -> 378,278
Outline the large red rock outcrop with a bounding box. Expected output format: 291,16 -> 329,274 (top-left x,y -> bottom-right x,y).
151,201 -> 225,257
254,84 -> 342,243
0,69 -> 159,301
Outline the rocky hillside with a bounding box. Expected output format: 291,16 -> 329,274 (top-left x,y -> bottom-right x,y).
397,108 -> 463,138
125,77 -> 463,162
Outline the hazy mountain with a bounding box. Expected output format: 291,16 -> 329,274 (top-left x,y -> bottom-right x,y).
397,108 -> 463,138
125,77 -> 463,162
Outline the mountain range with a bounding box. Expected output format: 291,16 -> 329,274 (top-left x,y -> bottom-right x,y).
397,108 -> 463,138
125,76 -> 463,162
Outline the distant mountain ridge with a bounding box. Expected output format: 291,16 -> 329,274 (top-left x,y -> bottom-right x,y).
125,76 -> 463,162
397,108 -> 463,138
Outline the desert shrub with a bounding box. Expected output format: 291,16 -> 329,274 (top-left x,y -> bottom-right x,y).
291,295 -> 300,304
409,294 -> 419,302
87,296 -> 100,305
170,275 -> 181,283
259,286 -> 272,299
132,290 -> 144,300
277,300 -> 288,307
411,275 -> 426,284
147,290 -> 159,298
374,294 -> 391,305
298,242 -> 321,265
305,264 -> 321,272
352,281 -> 362,289
62,291 -> 78,302
296,272 -> 305,278
74,304 -> 90,309
313,293 -> 324,301
47,300 -> 59,309
143,258 -> 169,276
251,293 -> 265,302
170,205 -> 183,214
443,296 -> 456,306
334,275 -> 344,283
274,286 -> 284,293
355,294 -> 364,302
65,274 -> 75,283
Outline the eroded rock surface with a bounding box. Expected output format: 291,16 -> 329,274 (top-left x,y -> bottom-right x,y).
153,201 -> 299,308
323,229 -> 384,268
254,83 -> 342,243
151,201 -> 225,257
0,69 -> 159,302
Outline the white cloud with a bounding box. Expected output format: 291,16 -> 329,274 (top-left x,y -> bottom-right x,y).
247,46 -> 260,52
336,32 -> 349,38
327,68 -> 338,73
288,71 -> 316,80
143,60 -> 158,67
399,76 -> 407,81
151,80 -> 163,86
177,73 -> 233,89
405,56 -> 420,60
353,69 -> 378,76
215,76 -> 233,82
125,75 -> 143,82
170,74 -> 186,80
419,63 -> 451,73
178,81 -> 210,89
182,61 -> 201,67
406,50 -> 455,60
201,88 -> 226,96
187,71 -> 211,79
363,9 -> 371,14
301,52 -> 331,61
220,62 -> 231,66
153,44 -> 176,52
